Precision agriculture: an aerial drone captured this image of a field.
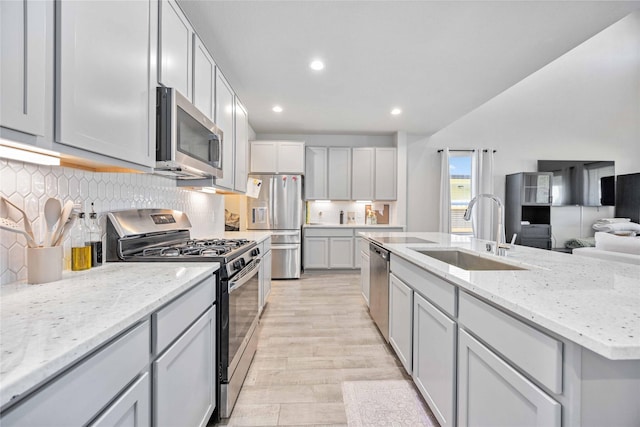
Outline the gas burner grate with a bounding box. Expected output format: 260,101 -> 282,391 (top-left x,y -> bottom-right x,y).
141,247 -> 181,257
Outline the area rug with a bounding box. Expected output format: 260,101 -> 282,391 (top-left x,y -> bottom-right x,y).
342,380 -> 439,426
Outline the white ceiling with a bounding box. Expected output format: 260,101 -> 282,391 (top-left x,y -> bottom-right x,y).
178,1 -> 640,136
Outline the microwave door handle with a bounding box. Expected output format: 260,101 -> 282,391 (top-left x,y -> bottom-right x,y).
210,134 -> 222,168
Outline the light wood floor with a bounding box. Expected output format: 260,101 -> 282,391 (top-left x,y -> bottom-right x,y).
220,271 -> 414,426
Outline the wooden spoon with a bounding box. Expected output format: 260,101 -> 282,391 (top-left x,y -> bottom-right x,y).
44,198 -> 62,247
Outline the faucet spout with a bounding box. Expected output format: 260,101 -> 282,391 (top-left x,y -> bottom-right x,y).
464,194 -> 507,255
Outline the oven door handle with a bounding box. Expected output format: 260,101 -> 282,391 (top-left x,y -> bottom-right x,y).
228,259 -> 261,293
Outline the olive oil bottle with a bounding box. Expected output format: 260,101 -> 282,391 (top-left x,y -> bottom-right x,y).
71,210 -> 91,271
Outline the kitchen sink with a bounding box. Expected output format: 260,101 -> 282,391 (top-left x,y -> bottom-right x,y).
413,249 -> 527,271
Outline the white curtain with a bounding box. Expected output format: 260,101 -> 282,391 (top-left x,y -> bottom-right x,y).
471,149 -> 495,240
439,148 -> 451,233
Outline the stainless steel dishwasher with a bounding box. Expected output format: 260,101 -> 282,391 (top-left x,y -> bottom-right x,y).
369,242 -> 390,342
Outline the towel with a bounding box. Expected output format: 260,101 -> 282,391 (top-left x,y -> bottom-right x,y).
565,237 -> 595,249
595,218 -> 631,224
593,221 -> 640,233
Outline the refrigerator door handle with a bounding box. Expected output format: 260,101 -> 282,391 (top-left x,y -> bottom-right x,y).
271,244 -> 299,250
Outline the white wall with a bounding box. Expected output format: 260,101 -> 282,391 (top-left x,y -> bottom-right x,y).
407,12 -> 640,234
254,133 -> 394,147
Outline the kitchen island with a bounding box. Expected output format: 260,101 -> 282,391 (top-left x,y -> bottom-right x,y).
360,231 -> 640,427
0,262 -> 219,425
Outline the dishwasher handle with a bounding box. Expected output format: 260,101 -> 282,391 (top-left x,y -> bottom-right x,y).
369,243 -> 389,260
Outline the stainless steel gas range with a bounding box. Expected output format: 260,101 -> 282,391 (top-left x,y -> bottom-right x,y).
106,209 -> 261,420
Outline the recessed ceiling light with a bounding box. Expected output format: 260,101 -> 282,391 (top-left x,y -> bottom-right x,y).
391,108 -> 402,116
272,105 -> 283,113
309,60 -> 325,71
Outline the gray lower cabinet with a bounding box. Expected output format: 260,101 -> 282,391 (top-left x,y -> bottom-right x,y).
90,373 -> 150,427
329,237 -> 354,268
0,321 -> 150,426
360,249 -> 370,305
388,273 -> 413,374
262,249 -> 272,307
259,243 -> 272,314
303,237 -> 330,268
413,292 -> 456,427
457,329 -> 561,427
0,275 -> 218,427
154,306 -> 216,427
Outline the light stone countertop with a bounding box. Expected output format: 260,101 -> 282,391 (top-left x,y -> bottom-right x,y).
360,231 -> 640,360
222,231 -> 272,243
0,262 -> 219,409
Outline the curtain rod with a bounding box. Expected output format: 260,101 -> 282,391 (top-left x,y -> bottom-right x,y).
436,149 -> 497,153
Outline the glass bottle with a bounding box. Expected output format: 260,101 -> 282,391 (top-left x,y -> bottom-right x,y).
87,203 -> 102,267
71,210 -> 91,271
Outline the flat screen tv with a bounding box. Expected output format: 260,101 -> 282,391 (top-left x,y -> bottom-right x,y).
537,160 -> 615,206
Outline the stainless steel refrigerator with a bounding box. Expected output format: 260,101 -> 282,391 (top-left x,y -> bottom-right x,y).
247,174 -> 302,278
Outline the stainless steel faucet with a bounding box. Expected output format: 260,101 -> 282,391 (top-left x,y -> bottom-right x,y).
464,194 -> 509,255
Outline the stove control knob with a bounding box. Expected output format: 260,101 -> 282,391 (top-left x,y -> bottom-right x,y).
240,258 -> 246,268
251,248 -> 260,257
233,260 -> 242,270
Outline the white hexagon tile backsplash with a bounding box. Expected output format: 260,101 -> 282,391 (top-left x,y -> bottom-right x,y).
0,158 -> 224,285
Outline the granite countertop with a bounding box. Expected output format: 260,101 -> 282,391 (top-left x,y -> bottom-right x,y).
222,230 -> 272,243
303,224 -> 405,228
0,262 -> 219,409
360,231 -> 640,361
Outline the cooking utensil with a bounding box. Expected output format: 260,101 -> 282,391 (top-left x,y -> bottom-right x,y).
1,196 -> 36,244
0,217 -> 38,248
52,214 -> 76,247
51,201 -> 74,246
44,198 -> 62,246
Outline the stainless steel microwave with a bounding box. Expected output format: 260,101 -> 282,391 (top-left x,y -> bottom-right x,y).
155,87 -> 223,179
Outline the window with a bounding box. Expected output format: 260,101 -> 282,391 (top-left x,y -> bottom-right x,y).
449,153 -> 473,234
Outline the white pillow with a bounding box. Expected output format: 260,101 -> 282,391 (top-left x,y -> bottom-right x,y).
594,232 -> 640,255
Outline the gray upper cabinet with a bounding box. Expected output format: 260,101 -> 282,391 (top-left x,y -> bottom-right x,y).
352,148 -> 375,200
305,147 -> 328,200
375,147 -> 397,200
192,35 -> 215,120
234,98 -> 249,192
0,0 -> 47,137
305,146 -> 395,201
159,0 -> 193,100
328,147 -> 351,200
56,0 -> 156,168
215,71 -> 235,190
351,147 -> 397,201
250,141 -> 305,174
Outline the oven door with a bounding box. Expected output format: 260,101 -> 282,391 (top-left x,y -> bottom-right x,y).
226,258 -> 260,380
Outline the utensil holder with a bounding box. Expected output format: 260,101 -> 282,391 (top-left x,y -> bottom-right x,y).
27,246 -> 63,284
